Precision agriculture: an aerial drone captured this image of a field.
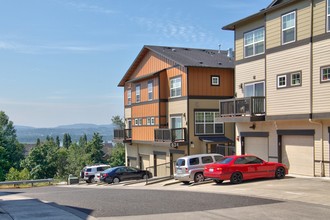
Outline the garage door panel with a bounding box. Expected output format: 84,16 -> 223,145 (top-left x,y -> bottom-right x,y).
245,137 -> 268,161
156,155 -> 166,177
282,136 -> 313,176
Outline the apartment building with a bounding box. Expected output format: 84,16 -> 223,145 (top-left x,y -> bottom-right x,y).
219,0 -> 330,177
114,45 -> 235,177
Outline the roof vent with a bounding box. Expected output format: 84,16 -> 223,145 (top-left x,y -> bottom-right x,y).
218,62 -> 222,65
199,61 -> 203,64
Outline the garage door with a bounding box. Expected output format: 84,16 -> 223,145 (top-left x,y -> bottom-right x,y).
156,154 -> 166,177
245,137 -> 268,161
282,135 -> 314,176
141,155 -> 150,171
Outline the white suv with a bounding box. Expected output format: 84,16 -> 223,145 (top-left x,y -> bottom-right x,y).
83,164 -> 111,183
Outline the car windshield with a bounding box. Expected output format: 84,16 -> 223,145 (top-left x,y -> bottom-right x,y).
216,157 -> 233,164
103,167 -> 117,173
176,159 -> 185,166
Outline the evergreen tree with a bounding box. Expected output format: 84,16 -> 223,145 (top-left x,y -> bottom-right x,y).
85,133 -> 104,164
108,143 -> 125,167
111,115 -> 125,129
63,133 -> 72,148
79,134 -> 88,147
56,136 -> 61,147
0,111 -> 24,180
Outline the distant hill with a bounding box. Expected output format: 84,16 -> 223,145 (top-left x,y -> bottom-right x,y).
15,124 -> 116,144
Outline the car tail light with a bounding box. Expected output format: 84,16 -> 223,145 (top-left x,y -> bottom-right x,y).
103,173 -> 108,178
185,168 -> 188,173
216,167 -> 222,171
85,172 -> 88,176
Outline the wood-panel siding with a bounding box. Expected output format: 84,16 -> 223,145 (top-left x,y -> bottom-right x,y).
132,102 -> 159,118
235,59 -> 265,98
266,45 -> 311,116
132,126 -> 158,141
188,67 -> 234,97
313,38 -> 330,113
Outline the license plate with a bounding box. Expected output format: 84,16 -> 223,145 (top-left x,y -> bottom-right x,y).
209,168 -> 214,172
177,168 -> 182,173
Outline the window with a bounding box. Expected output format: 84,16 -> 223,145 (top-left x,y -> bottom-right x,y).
134,119 -> 138,126
291,73 -> 301,86
139,118 -> 142,126
328,0 -> 330,32
127,89 -> 131,105
171,116 -> 183,141
201,156 -> 213,164
148,81 -> 153,100
277,75 -> 287,88
244,27 -> 265,57
170,76 -> 182,98
147,117 -> 151,125
282,11 -> 296,44
244,81 -> 265,97
135,84 -> 141,103
195,112 -> 224,135
321,66 -> 330,82
151,117 -> 155,125
211,76 -> 220,86
189,157 -> 199,165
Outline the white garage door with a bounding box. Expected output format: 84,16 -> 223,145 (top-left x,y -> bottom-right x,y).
141,155 -> 150,170
282,135 -> 314,176
245,137 -> 268,161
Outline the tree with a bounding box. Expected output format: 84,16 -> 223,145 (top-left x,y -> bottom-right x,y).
108,143 -> 125,167
85,133 -> 105,164
56,136 -> 61,147
63,133 -> 72,148
79,134 -> 88,147
111,115 -> 125,129
0,111 -> 24,180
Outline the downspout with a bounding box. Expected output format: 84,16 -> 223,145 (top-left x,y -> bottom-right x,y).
186,67 -> 190,155
308,0 -> 324,177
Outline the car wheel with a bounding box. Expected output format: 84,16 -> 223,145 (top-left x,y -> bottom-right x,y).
275,167 -> 285,179
230,172 -> 243,184
182,181 -> 190,185
113,177 -> 120,184
194,172 -> 205,183
213,179 -> 223,184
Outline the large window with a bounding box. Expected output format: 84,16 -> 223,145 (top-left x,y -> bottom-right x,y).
282,11 -> 296,44
148,80 -> 153,100
244,81 -> 265,97
171,116 -> 183,141
127,89 -> 131,105
170,77 -> 182,98
195,112 -> 224,135
328,0 -> 330,32
135,84 -> 140,103
321,66 -> 330,82
276,72 -> 302,88
244,27 -> 265,57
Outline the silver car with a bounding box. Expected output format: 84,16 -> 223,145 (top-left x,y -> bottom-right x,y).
174,153 -> 223,184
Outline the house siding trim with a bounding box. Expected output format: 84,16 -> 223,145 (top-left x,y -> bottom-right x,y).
153,151 -> 167,156
266,113 -> 310,120
277,129 -> 315,136
240,132 -> 269,137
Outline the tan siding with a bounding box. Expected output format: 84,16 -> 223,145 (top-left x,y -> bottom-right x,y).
235,18 -> 264,61
235,59 -> 265,98
266,0 -> 311,49
188,67 -> 234,97
313,0 -> 326,36
313,38 -> 330,113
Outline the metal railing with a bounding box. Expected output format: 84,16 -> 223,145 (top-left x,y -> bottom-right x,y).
220,96 -> 265,117
154,128 -> 187,142
113,129 -> 132,141
0,178 -> 54,187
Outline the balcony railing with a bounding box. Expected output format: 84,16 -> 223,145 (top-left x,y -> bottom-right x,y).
154,128 -> 187,142
113,129 -> 132,142
220,96 -> 265,117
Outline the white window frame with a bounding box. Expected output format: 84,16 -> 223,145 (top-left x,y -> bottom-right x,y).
211,76 -> 220,86
139,118 -> 142,126
135,84 -> 141,103
148,81 -> 153,101
244,27 -> 265,58
327,0 -> 330,32
134,119 -> 138,126
278,75 -> 287,88
195,112 -> 224,135
291,72 -> 301,86
151,117 -> 155,125
244,81 -> 265,97
282,11 -> 296,45
321,66 -> 330,82
170,76 -> 182,98
127,89 -> 131,105
147,117 -> 151,125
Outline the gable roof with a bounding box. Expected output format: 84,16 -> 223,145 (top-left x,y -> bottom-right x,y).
222,0 -> 297,30
118,45 -> 234,87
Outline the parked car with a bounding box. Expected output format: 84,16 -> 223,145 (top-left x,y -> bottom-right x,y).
174,153 -> 224,184
100,166 -> 152,184
83,164 -> 111,183
204,154 -> 288,184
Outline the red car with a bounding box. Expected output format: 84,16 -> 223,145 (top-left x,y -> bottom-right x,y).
204,154 -> 288,184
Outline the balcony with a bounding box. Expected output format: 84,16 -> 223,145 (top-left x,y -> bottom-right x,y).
154,128 -> 187,143
113,129 -> 132,143
219,96 -> 266,122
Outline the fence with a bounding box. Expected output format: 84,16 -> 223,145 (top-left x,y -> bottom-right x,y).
0,178 -> 54,187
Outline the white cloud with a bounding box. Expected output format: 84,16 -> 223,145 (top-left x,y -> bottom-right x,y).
65,1 -> 117,14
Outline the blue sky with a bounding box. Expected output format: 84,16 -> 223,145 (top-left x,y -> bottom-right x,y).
0,0 -> 269,128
